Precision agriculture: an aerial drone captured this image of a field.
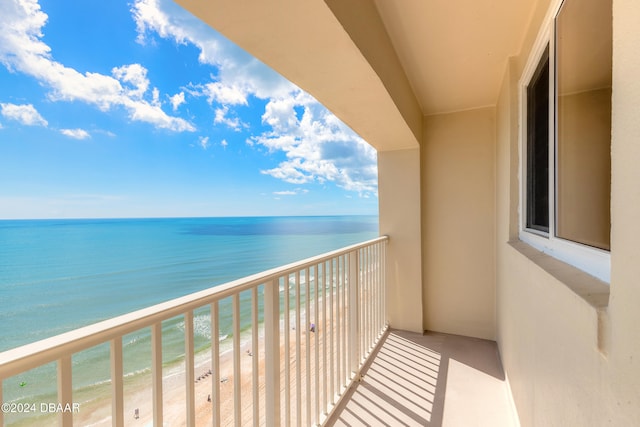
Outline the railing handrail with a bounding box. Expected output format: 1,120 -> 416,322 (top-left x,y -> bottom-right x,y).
0,236 -> 388,379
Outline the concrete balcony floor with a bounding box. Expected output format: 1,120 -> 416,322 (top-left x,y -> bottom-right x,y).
327,330 -> 519,427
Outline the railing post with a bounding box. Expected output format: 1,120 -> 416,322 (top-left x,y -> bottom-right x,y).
305,267 -> 311,425
110,338 -> 124,427
210,301 -> 221,427
185,310 -> 195,427
283,276 -> 291,426
232,293 -> 241,427
151,323 -> 163,427
251,287 -> 260,425
348,250 -> 360,378
264,279 -> 281,425
58,355 -> 73,427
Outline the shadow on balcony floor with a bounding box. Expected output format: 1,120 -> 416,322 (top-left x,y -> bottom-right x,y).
326,330 -> 518,427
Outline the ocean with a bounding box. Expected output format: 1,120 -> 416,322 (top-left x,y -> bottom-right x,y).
0,215 -> 378,420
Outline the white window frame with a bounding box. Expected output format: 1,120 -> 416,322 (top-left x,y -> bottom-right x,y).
518,0 -> 611,283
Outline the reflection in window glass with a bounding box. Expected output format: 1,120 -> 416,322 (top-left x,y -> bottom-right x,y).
556,0 -> 612,250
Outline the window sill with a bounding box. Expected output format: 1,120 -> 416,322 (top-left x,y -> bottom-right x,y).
508,239 -> 609,310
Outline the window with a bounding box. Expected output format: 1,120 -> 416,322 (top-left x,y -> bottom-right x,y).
526,47 -> 550,234
520,0 -> 612,282
555,0 -> 612,251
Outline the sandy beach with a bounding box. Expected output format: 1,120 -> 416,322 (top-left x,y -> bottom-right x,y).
66,297 -> 342,427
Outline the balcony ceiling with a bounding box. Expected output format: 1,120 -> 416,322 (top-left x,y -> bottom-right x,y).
174,0 -> 536,151
373,0 -> 535,115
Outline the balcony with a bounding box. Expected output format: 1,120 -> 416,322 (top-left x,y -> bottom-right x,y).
327,330 -> 517,426
0,236 -> 515,426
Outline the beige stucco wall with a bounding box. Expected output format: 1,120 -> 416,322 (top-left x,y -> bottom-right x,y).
607,0 -> 640,420
495,0 -> 640,424
421,108 -> 496,340
378,148 -> 423,333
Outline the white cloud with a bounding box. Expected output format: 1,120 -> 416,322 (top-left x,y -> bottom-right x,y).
60,128 -> 90,139
0,103 -> 47,126
254,94 -> 378,195
273,189 -> 309,196
0,0 -> 194,132
132,0 -> 296,101
198,136 -> 210,150
201,82 -> 247,106
220,139 -> 228,148
214,106 -> 243,130
112,63 -> 149,99
170,91 -> 185,111
151,87 -> 160,106
130,0 -> 378,195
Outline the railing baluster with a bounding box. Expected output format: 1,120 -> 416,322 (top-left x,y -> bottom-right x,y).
368,247 -> 372,341
342,254 -> 348,385
374,244 -> 378,340
251,286 -> 259,426
151,323 -> 163,427
355,248 -> 367,360
305,267 -> 311,426
366,246 -> 371,352
383,240 -> 387,329
314,264 -> 320,424
373,244 -> 378,338
380,242 -> 384,330
363,247 -> 368,352
349,250 -> 359,378
211,301 -> 221,427
321,261 -> 327,416
376,244 -> 380,335
185,310 -> 195,427
232,293 -> 241,427
58,355 -> 73,427
329,258 -> 335,404
295,270 -> 302,425
365,247 -> 369,357
264,279 -> 280,426
284,275 -> 291,427
335,256 -> 342,395
109,338 -> 123,427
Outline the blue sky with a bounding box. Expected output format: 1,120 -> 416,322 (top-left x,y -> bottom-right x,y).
0,0 -> 378,219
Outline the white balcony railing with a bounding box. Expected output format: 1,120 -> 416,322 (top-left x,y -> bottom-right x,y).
0,236 -> 388,426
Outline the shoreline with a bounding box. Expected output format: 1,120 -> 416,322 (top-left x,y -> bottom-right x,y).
76,326 -> 315,426
7,281 -> 338,427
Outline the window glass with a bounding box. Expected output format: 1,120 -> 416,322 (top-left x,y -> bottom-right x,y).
556,0 -> 612,250
526,47 -> 550,233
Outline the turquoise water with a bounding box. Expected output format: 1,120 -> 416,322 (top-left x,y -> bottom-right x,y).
0,216 -> 378,412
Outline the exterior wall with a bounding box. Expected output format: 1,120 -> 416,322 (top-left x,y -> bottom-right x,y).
421,108 -> 496,340
608,0 -> 640,421
378,148 -> 423,333
495,0 -> 640,424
